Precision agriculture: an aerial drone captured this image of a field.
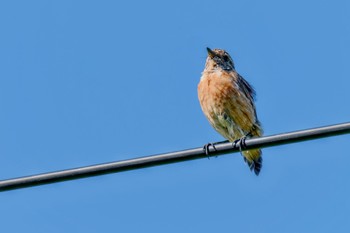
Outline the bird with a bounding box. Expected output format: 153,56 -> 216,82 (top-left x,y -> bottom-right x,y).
198,47 -> 263,175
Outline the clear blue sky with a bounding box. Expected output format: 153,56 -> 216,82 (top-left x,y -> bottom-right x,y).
1,1 -> 350,232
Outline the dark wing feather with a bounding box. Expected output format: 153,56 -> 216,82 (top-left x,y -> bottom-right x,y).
237,74 -> 256,102
236,73 -> 262,133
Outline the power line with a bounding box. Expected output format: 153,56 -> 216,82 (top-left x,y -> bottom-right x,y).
1,122 -> 350,192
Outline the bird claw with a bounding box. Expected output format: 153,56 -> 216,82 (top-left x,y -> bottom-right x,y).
203,140 -> 230,159
203,142 -> 218,159
233,136 -> 247,155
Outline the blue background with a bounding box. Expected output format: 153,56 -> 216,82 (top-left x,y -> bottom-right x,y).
1,1 -> 350,232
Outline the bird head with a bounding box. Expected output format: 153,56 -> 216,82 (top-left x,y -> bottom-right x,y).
205,47 -> 235,71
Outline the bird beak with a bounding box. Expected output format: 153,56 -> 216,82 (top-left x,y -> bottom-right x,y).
207,47 -> 215,58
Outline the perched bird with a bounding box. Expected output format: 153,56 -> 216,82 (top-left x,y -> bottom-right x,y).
198,48 -> 263,175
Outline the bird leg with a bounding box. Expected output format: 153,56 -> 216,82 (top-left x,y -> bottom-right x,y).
233,136 -> 248,154
203,143 -> 217,158
203,140 -> 229,158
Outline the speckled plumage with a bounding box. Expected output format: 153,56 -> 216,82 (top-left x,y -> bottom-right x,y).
198,48 -> 263,175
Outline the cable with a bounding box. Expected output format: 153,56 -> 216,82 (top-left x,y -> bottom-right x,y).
1,122 -> 350,192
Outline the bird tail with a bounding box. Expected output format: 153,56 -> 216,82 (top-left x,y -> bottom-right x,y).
242,121 -> 263,175
243,149 -> 262,176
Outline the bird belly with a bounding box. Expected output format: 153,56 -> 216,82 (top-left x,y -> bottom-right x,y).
198,74 -> 256,141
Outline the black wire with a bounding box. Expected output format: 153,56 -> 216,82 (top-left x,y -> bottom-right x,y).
1,122 -> 350,192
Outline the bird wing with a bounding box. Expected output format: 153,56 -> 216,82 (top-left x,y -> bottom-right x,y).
237,74 -> 256,102
236,73 -> 262,137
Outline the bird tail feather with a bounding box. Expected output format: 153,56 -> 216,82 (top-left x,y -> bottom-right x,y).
243,149 -> 262,176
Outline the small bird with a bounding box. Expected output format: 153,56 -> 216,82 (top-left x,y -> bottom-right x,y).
198,48 -> 263,175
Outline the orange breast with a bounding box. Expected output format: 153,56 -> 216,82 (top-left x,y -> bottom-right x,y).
198,71 -> 257,141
